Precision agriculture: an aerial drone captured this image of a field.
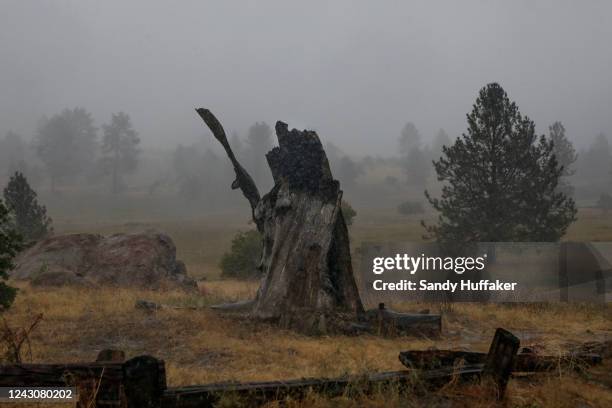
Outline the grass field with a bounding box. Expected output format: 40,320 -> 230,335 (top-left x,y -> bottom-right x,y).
3,206 -> 612,407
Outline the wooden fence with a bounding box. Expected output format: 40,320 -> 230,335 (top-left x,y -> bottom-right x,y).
0,328 -> 607,407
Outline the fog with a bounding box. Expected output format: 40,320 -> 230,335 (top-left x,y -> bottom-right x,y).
2,0 -> 611,155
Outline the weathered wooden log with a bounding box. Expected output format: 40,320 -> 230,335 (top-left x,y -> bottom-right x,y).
568,339 -> 612,359
160,365 -> 484,408
197,109 -> 364,332
0,355 -> 166,408
483,328 -> 520,399
0,362 -> 123,387
399,349 -> 602,371
0,357 -> 482,407
0,361 -> 124,406
363,303 -> 441,337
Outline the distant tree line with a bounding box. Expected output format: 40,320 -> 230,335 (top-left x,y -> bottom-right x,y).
0,101 -> 610,216
0,108 -> 141,194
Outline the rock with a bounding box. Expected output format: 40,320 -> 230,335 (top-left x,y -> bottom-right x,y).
11,231 -> 196,290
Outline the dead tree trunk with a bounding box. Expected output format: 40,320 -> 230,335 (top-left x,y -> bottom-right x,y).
196,109 -> 363,332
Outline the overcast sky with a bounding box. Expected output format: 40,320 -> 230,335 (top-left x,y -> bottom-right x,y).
1,0 -> 611,155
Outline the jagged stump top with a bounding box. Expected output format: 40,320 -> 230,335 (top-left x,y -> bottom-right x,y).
266,121 -> 340,201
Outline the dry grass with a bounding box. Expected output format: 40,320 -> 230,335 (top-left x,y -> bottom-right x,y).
3,281 -> 611,407
3,208 -> 612,406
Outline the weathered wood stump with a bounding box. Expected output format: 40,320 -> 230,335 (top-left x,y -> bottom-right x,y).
197,109 -> 442,335
197,109 -> 363,333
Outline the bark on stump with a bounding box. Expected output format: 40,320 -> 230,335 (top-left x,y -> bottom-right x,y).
196,109 -> 363,333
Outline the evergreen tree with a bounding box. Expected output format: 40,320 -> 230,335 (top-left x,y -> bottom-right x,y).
398,122 -> 430,190
579,133 -> 611,189
244,122 -> 273,188
0,199 -> 20,310
424,83 -> 576,244
548,121 -> 577,197
36,108 -> 97,191
100,112 -> 140,194
3,172 -> 52,242
0,131 -> 26,176
398,122 -> 421,155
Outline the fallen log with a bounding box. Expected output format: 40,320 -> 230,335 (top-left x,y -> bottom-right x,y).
568,339 -> 612,359
399,348 -> 603,372
0,355 -> 166,408
0,362 -> 123,387
0,336 -> 607,407
362,303 -> 442,337
0,361 -> 124,406
0,358 -> 482,408
160,365 -> 484,408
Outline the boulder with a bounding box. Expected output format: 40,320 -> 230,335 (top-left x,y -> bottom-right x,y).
11,231 -> 196,290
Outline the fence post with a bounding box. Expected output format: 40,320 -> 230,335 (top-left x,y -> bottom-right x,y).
483,328 -> 520,399
123,355 -> 166,408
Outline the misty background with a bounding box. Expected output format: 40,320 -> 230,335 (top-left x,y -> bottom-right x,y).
1,0 -> 611,219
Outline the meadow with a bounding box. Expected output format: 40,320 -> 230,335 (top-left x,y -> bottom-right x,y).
3,205 -> 612,407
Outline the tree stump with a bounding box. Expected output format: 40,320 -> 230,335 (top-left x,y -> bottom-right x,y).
197,109 -> 363,332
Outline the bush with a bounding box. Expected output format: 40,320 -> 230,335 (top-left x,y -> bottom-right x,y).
0,200 -> 21,310
219,230 -> 263,279
397,201 -> 424,216
341,200 -> 357,226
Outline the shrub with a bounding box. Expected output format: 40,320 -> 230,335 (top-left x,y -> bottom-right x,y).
397,201 -> 424,216
219,230 -> 263,279
341,200 -> 357,226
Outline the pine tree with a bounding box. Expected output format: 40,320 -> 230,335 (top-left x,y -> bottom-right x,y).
548,121 -> 577,197
100,112 -> 140,194
0,199 -> 20,310
424,83 -> 577,244
398,122 -> 421,155
398,122 -> 430,190
36,108 -> 97,191
3,172 -> 52,242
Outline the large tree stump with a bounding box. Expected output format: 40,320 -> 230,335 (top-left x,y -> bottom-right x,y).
197,109 -> 363,332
